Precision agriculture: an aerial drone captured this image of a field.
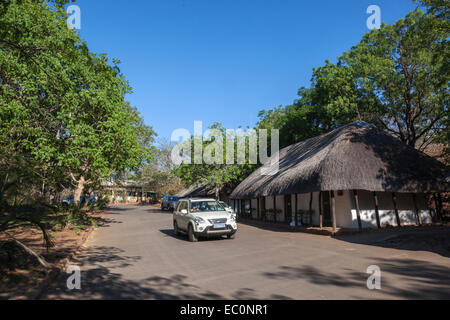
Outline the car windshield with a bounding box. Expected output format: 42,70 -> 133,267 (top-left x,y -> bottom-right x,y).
168,197 -> 178,201
190,201 -> 225,213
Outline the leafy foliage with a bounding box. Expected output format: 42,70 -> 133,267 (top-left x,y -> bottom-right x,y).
173,123 -> 257,200
258,5 -> 448,154
0,0 -> 155,259
132,138 -> 183,198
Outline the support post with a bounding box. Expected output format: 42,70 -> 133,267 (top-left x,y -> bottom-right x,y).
249,199 -> 253,219
428,193 -> 434,221
353,190 -> 363,231
392,193 -> 401,227
319,192 -> 323,229
412,194 -> 422,226
273,196 -> 277,223
309,192 -> 313,227
295,194 -> 298,229
434,193 -> 443,222
263,197 -> 266,221
373,192 -> 381,229
257,198 -> 260,220
331,191 -> 337,233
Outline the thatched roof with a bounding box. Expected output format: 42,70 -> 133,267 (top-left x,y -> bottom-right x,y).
176,183 -> 212,198
101,179 -> 149,189
231,121 -> 449,199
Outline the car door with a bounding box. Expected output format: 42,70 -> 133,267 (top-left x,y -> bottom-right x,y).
174,200 -> 181,226
177,201 -> 189,230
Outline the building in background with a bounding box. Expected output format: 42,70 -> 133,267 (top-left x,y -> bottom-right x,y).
102,180 -> 156,205
231,122 -> 449,232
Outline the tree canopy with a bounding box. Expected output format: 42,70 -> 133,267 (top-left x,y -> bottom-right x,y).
173,123 -> 257,200
258,4 -> 448,156
0,0 -> 155,210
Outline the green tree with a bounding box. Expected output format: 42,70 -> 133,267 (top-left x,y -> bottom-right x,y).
0,0 -> 155,207
343,9 -> 447,150
258,6 -> 448,153
133,138 -> 183,198
173,123 -> 256,200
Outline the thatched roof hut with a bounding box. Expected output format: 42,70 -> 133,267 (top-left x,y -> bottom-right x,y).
230,122 -> 448,231
177,181 -> 237,201
231,121 -> 449,200
177,183 -> 211,198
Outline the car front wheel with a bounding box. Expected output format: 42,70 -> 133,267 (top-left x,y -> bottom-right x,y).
227,233 -> 236,240
188,224 -> 198,242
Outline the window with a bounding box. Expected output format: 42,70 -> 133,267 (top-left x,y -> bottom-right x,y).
190,201 -> 225,213
177,201 -> 188,212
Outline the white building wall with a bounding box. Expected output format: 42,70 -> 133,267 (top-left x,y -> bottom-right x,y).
416,194 -> 434,224
276,195 -> 285,222
251,199 -> 258,219
350,191 -> 432,228
235,191 -> 432,229
336,191 -> 355,228
291,192 -> 320,226
310,193 -> 320,226
288,191 -> 432,229
290,194 -> 299,224
265,196 -> 273,210
265,196 -> 274,221
262,196 -> 286,221
296,193 -> 310,212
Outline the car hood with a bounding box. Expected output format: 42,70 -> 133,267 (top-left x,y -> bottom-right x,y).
192,211 -> 232,220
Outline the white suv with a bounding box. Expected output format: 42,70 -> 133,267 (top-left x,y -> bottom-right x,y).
173,198 -> 237,242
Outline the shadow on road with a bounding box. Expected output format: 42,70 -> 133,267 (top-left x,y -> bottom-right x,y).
148,209 -> 172,215
159,229 -> 229,242
237,221 -> 297,234
106,206 -> 137,213
159,229 -> 186,240
262,257 -> 450,299
74,246 -> 141,269
45,268 -> 226,300
334,226 -> 450,258
43,244 -> 284,300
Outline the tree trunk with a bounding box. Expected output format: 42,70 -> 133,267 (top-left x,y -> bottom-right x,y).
74,176 -> 85,207
82,190 -> 90,207
215,185 -> 220,201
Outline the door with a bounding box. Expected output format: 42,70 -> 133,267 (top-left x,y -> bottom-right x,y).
322,192 -> 332,227
176,201 -> 189,230
284,195 -> 292,223
260,198 -> 266,220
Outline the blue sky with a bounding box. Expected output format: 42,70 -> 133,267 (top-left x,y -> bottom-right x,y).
72,0 -> 419,140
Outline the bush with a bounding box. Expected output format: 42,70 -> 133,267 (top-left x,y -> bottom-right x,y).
66,207 -> 98,230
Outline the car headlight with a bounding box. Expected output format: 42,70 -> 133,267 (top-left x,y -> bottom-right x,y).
194,217 -> 205,224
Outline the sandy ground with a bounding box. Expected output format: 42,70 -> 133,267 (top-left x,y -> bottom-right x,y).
0,210 -> 106,299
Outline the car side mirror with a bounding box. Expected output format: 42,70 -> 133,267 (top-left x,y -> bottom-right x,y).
181,209 -> 188,214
